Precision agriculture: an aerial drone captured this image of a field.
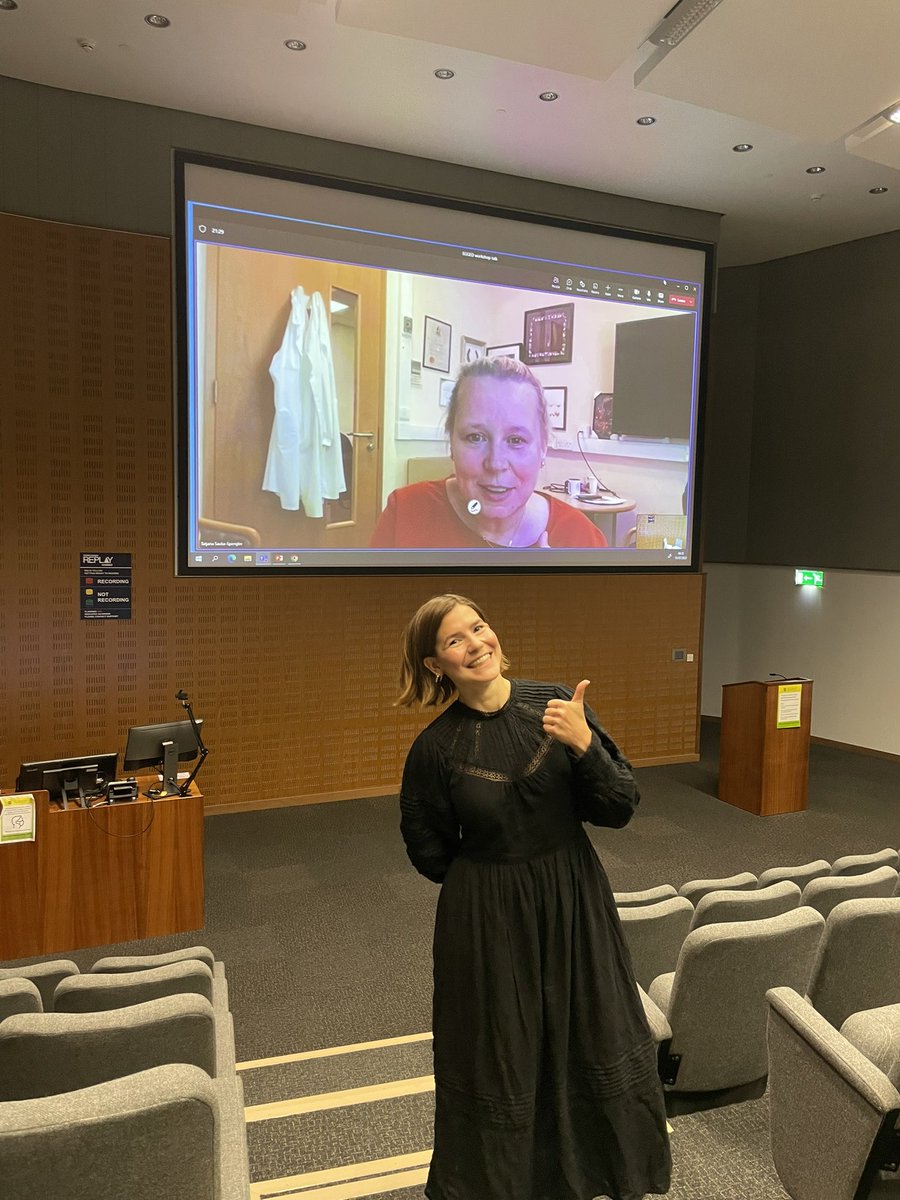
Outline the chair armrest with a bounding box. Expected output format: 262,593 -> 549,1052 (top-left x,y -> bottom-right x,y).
0,979 -> 42,1022
637,985 -> 672,1044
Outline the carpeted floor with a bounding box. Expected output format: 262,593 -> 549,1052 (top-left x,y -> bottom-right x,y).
13,719 -> 899,1198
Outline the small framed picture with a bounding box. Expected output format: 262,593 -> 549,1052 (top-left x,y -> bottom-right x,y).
439,378 -> 455,408
592,392 -> 614,438
544,386 -> 568,431
423,316 -> 452,373
523,303 -> 574,365
460,336 -> 486,366
486,343 -> 522,361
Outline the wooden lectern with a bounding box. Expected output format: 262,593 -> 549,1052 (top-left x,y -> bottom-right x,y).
719,679 -> 813,815
0,786 -> 204,961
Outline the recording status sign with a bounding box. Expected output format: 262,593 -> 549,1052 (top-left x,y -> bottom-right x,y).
80,552 -> 133,620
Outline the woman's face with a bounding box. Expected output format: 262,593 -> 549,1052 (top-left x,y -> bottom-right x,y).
426,604 -> 503,693
450,376 -> 547,522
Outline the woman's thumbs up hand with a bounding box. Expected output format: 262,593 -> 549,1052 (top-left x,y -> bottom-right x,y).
543,680 -> 592,755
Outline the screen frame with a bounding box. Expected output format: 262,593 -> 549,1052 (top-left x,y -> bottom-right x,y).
173,149 -> 714,577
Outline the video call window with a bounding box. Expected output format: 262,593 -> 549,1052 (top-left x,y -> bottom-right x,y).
174,153 -> 712,575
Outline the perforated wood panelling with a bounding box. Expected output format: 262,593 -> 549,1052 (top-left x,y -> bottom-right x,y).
0,214 -> 703,809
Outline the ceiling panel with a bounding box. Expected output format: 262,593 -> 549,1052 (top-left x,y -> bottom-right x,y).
335,0 -> 670,81
636,0 -> 900,144
847,125 -> 900,173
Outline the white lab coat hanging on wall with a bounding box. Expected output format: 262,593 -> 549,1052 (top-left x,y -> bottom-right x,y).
262,287 -> 346,518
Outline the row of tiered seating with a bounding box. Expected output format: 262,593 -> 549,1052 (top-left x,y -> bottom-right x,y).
0,947 -> 248,1199
617,848 -> 900,1199
616,846 -> 900,992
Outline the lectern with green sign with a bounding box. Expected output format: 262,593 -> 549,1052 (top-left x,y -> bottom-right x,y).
719,678 -> 813,815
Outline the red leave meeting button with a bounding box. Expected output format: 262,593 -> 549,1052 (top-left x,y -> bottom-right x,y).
668,293 -> 696,307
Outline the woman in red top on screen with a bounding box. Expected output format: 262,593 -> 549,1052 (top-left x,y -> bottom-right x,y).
370,356 -> 607,549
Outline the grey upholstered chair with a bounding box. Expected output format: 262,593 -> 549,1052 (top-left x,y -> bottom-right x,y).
54,959 -> 215,1012
0,979 -> 42,1024
801,867 -> 899,920
619,897 -> 694,990
766,987 -> 900,1200
678,871 -> 758,905
92,945 -> 216,973
841,1003 -> 900,1090
0,959 -> 79,1011
831,848 -> 900,877
806,897 -> 900,1029
92,946 -> 229,1009
0,1063 -> 249,1200
614,884 -> 679,908
757,859 -> 831,891
689,880 -> 801,931
648,906 -> 824,1095
0,993 -> 224,1101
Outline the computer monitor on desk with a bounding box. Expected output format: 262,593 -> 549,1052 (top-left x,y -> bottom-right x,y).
16,753 -> 118,809
123,720 -> 203,798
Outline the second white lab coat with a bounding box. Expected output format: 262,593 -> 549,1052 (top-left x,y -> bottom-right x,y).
262,287 -> 346,518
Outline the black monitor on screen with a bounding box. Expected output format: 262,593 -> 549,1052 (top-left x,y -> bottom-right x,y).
123,719 -> 203,798
16,753 -> 118,809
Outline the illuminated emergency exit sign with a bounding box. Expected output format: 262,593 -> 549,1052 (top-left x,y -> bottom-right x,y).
794,569 -> 824,588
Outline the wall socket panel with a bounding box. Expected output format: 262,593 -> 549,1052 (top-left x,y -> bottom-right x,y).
672,648 -> 686,661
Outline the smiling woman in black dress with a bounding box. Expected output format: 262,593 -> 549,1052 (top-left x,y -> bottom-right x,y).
397,593 -> 671,1200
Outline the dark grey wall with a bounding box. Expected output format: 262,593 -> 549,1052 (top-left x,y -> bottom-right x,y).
705,230 -> 900,571
0,76 -> 719,244
702,263 -> 760,562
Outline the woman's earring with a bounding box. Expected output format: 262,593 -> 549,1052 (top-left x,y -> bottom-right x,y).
434,670 -> 443,682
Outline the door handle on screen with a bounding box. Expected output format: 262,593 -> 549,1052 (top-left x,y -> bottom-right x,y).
347,430 -> 376,452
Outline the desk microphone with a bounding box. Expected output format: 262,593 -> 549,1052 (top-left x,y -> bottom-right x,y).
768,673 -> 790,680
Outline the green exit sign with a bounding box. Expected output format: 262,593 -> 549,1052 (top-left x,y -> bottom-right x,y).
794,569 -> 825,587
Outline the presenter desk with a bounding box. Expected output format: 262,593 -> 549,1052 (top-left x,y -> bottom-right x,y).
0,785 -> 204,961
541,491 -> 636,546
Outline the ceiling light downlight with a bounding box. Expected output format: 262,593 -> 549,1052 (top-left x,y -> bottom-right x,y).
0,1 -> 19,11
434,68 -> 455,80
636,116 -> 657,126
284,39 -> 306,51
869,186 -> 889,194
806,166 -> 825,174
733,143 -> 753,152
539,91 -> 559,102
144,13 -> 170,27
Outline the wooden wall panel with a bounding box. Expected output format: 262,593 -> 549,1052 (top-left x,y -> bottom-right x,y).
0,214 -> 703,811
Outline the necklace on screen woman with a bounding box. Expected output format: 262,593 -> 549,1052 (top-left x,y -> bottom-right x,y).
479,505 -> 529,548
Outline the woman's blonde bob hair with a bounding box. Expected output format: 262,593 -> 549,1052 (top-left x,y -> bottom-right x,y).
396,593 -> 510,708
444,355 -> 549,444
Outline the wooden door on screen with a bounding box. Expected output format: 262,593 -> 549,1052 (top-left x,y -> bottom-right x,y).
198,244 -> 385,549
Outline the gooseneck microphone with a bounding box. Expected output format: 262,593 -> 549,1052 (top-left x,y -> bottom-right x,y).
173,688 -> 209,797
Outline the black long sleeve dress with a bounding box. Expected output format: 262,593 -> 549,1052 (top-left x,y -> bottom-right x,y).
400,679 -> 671,1200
